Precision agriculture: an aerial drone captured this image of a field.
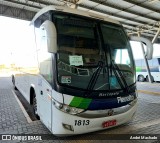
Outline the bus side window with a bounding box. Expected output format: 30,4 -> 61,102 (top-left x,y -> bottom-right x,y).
158,58 -> 160,65
148,59 -> 152,67
142,60 -> 146,67
152,58 -> 158,67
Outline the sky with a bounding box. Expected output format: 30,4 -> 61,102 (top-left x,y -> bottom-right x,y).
0,16 -> 35,66
0,16 -> 160,67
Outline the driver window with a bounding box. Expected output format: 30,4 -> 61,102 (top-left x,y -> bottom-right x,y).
115,49 -> 130,65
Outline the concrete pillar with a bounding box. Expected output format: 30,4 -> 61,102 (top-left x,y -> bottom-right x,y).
138,33 -> 153,83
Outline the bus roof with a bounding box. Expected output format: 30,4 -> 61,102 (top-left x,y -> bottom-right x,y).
30,5 -> 121,25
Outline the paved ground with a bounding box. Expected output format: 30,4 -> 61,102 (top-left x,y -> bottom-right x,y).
137,82 -> 160,95
0,76 -> 160,143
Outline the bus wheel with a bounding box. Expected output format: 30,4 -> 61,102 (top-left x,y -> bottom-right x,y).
146,76 -> 154,82
32,92 -> 40,120
12,76 -> 17,90
138,75 -> 145,82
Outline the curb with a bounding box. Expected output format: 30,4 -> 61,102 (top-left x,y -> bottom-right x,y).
12,90 -> 32,123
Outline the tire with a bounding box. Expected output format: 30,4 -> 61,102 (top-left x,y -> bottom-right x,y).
146,75 -> 154,82
12,76 -> 17,90
138,75 -> 145,82
32,92 -> 40,120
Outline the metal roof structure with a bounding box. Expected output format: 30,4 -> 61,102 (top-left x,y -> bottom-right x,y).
0,0 -> 160,42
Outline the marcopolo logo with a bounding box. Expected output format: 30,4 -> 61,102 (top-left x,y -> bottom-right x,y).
99,92 -> 119,97
117,95 -> 134,103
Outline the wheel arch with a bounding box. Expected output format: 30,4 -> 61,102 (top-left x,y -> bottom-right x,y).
137,74 -> 140,81
146,75 -> 154,82
30,85 -> 35,105
138,74 -> 145,82
137,74 -> 142,81
12,74 -> 15,83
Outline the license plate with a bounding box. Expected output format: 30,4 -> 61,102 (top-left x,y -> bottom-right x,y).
102,120 -> 117,128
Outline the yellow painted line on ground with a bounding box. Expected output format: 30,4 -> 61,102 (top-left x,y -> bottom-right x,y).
138,82 -> 160,86
137,90 -> 160,96
12,90 -> 32,123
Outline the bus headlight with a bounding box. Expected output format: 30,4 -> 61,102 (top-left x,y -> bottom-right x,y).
53,100 -> 63,109
53,100 -> 84,115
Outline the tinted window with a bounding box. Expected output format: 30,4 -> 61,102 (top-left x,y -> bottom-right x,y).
135,59 -> 141,66
152,58 -> 158,67
148,59 -> 152,66
158,58 -> 160,65
55,14 -> 135,90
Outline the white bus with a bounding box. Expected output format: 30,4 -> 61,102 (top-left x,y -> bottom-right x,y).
135,58 -> 160,82
12,6 -> 153,135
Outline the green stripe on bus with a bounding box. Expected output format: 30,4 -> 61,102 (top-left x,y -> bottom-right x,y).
69,97 -> 92,109
136,67 -> 142,72
77,98 -> 92,109
69,97 -> 83,107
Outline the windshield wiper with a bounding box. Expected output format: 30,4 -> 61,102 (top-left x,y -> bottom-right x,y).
111,60 -> 129,93
85,61 -> 104,95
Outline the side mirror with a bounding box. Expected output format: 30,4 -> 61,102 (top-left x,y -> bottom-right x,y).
40,20 -> 57,53
129,36 -> 153,60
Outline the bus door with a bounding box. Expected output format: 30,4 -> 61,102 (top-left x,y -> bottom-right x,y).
38,77 -> 52,131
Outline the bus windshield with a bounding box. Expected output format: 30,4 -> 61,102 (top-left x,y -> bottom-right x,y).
55,14 -> 135,91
